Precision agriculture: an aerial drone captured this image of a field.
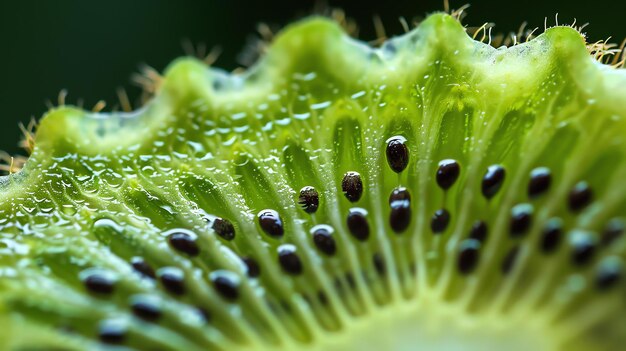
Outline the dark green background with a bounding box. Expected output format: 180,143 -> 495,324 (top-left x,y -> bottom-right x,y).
1,0 -> 624,155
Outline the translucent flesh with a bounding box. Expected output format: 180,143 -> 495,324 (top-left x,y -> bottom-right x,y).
0,13 -> 625,351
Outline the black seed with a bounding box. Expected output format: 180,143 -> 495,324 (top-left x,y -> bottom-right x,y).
528,167 -> 551,198
347,208 -> 370,241
84,272 -> 115,295
318,291 -> 329,305
278,245 -> 303,275
158,267 -> 186,295
130,257 -> 156,279
568,181 -> 593,212
242,257 -> 260,278
212,217 -> 235,241
458,239 -> 481,275
341,171 -> 363,202
211,273 -> 240,301
258,209 -> 284,238
298,186 -> 319,214
540,219 -> 562,253
596,270 -> 620,290
436,159 -> 460,190
131,296 -> 162,322
510,204 -> 533,237
572,244 -> 595,266
601,219 -> 624,247
430,209 -> 450,234
390,200 -> 411,233
386,136 -> 409,173
373,253 -> 385,275
469,221 -> 488,243
196,307 -> 211,323
571,232 -> 596,266
167,231 -> 200,256
98,320 -> 126,344
502,246 -> 520,274
481,165 -> 506,199
595,258 -> 622,291
389,187 -> 411,204
312,225 -> 336,256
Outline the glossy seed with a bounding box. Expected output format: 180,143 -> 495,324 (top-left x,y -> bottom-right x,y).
571,231 -> 596,266
502,246 -> 520,274
311,225 -> 336,256
341,171 -> 363,202
436,159 -> 460,190
602,219 -> 624,247
130,295 -> 162,322
568,181 -> 593,211
481,165 -> 506,199
458,239 -> 481,275
347,208 -> 370,241
390,200 -> 411,233
242,257 -> 260,278
130,257 -> 156,279
430,209 -> 450,234
572,243 -> 596,266
540,218 -> 563,253
212,218 -> 235,241
211,272 -> 240,301
389,187 -> 411,204
528,167 -> 551,198
298,186 -> 319,214
258,209 -> 284,238
373,253 -> 385,275
469,221 -> 488,243
84,272 -> 115,295
510,204 -> 533,237
595,257 -> 622,290
278,245 -> 303,275
196,307 -> 211,323
98,320 -> 126,344
167,231 -> 200,256
385,136 -> 409,173
158,267 -> 186,295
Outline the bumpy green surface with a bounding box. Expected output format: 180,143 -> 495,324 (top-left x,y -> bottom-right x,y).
0,13 -> 625,351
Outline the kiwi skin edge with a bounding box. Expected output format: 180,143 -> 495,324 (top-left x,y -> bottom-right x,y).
0,11 -> 625,351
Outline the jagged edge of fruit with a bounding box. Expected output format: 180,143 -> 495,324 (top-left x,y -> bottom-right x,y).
0,7 -> 625,182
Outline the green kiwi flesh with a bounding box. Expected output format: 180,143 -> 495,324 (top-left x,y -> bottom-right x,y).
1,12 -> 626,351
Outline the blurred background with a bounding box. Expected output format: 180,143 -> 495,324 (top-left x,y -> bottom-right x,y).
0,0 -> 625,156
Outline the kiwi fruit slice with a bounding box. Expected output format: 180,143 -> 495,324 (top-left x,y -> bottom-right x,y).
0,11 -> 625,351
